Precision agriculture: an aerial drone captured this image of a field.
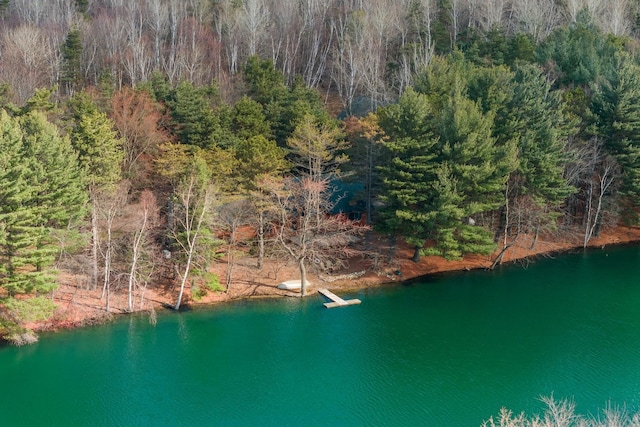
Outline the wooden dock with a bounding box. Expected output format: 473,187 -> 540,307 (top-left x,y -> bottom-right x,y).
317,288 -> 361,308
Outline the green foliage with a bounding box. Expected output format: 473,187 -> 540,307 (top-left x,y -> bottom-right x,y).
0,110 -> 85,295
286,113 -> 348,181
414,54 -> 470,110
141,71 -> 172,104
437,94 -> 513,214
0,83 -> 18,113
190,284 -> 206,301
2,296 -> 57,323
202,272 -> 222,292
376,89 -> 439,241
71,108 -> 123,190
501,63 -> 576,205
75,0 -> 89,14
167,81 -> 223,149
235,135 -> 290,190
0,314 -> 32,346
20,112 -> 88,226
22,87 -> 58,115
61,28 -> 83,94
232,96 -> 272,141
535,12 -> 626,88
460,29 -> 535,67
507,33 -> 536,65
245,57 -> 331,146
244,56 -> 288,105
190,272 -> 223,300
379,55 -> 522,259
591,51 -> 640,208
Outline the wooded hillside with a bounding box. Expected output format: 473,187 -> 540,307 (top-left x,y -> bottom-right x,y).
2,0 -> 640,342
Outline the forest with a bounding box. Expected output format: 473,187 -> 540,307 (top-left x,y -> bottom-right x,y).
2,0 -> 640,342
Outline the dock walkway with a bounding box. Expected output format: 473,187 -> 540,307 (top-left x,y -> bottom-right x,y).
317,288 -> 361,308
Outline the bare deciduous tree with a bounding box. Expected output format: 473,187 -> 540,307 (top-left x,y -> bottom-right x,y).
270,177 -> 367,296
581,147 -> 620,247
219,198 -> 252,293
99,181 -> 130,312
0,25 -> 57,104
168,157 -> 217,310
127,190 -> 158,312
512,0 -> 561,42
110,87 -> 169,179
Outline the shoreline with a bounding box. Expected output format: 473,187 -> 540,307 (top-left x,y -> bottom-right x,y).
13,225 -> 640,340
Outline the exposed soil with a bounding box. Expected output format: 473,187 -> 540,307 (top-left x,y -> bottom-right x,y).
27,225 -> 640,334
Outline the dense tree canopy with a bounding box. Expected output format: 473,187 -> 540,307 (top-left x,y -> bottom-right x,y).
5,1 -> 640,339
0,109 -> 86,296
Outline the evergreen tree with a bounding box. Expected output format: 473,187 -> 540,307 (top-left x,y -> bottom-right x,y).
244,56 -> 288,106
0,111 -> 40,295
343,114 -> 387,226
0,110 -> 87,295
376,89 -> 439,260
500,63 -> 576,207
71,108 -> 123,289
19,112 -> 87,272
535,10 -> 625,88
245,58 -> 330,146
592,51 -> 640,211
22,87 -> 58,115
286,113 -> 347,182
234,135 -> 290,191
61,28 -> 83,95
431,93 -> 516,258
231,96 -> 272,141
20,112 -> 87,225
167,81 -> 221,149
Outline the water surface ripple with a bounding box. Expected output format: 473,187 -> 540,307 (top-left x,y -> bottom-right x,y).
1,245 -> 640,425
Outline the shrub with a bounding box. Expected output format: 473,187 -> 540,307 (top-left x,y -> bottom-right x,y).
2,296 -> 57,323
482,395 -> 640,427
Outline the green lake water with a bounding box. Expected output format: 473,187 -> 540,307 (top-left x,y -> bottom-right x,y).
2,245 -> 640,426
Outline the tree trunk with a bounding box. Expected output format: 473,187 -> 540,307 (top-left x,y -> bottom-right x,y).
175,246 -> 195,310
583,181 -> 594,248
257,212 -> 265,270
106,277 -> 110,312
128,251 -> 137,312
90,195 -> 99,290
530,227 -> 539,250
299,257 -> 307,297
490,233 -> 519,270
411,246 -> 421,263
101,220 -> 112,302
128,218 -> 146,312
388,234 -> 397,263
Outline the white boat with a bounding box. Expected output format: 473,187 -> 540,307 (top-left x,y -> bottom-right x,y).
276,279 -> 311,290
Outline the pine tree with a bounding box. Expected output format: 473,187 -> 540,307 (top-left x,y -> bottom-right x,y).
19,112 -> 88,276
61,28 -> 83,95
167,81 -> 222,149
231,96 -> 272,141
20,112 -> 87,228
432,93 -> 515,258
377,89 -> 440,260
235,135 -> 290,191
71,108 -> 123,289
592,51 -> 640,211
499,63 -> 576,206
0,111 -> 40,295
535,10 -> 624,88
0,110 -> 86,295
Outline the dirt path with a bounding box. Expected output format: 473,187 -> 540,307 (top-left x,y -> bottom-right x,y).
30,225 -> 640,334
